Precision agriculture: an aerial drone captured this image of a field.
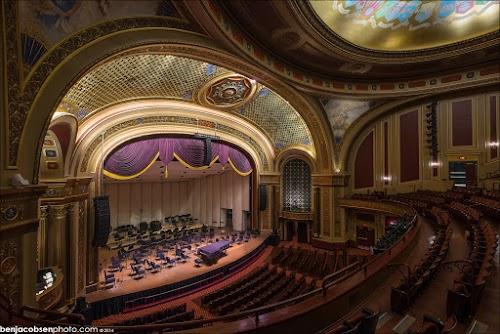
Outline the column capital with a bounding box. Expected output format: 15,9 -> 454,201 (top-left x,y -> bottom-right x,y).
259,173 -> 280,185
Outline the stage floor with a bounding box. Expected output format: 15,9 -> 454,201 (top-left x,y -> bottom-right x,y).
86,232 -> 270,304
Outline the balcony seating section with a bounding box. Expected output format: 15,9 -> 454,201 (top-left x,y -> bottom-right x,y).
317,307 -> 379,334
271,246 -> 370,280
200,265 -> 312,316
448,202 -> 482,223
468,196 -> 500,219
373,215 -> 414,254
447,219 -> 498,322
391,209 -> 451,314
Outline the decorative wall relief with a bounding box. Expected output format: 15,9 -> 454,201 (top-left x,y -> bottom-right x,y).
0,240 -> 20,306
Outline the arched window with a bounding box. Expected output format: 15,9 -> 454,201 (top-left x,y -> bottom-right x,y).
283,159 -> 311,212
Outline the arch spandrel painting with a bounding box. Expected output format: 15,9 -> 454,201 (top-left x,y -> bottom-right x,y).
310,0 -> 500,51
18,0 -> 176,72
321,99 -> 371,145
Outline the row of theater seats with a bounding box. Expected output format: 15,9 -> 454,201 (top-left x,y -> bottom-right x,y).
391,207 -> 452,314
447,219 -> 497,321
448,201 -> 482,223
408,314 -> 458,334
469,196 -> 500,219
317,307 -> 379,334
201,265 -> 314,316
112,303 -> 194,326
270,246 -> 369,279
372,216 -> 413,254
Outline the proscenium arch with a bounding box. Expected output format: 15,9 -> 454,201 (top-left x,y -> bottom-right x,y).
70,100 -> 274,177
20,28 -> 334,186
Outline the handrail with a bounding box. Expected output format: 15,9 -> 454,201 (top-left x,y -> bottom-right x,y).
124,272 -> 225,310
3,202 -> 418,331
322,261 -> 361,292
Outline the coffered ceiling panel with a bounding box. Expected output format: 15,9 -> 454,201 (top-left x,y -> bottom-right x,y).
58,54 -> 313,151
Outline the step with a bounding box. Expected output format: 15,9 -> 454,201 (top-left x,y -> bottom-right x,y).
392,314 -> 416,334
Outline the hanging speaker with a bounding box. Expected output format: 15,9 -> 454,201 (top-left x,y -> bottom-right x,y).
259,185 -> 267,211
93,196 -> 111,247
204,138 -> 212,166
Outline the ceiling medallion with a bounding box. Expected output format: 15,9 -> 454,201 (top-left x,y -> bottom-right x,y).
198,74 -> 257,110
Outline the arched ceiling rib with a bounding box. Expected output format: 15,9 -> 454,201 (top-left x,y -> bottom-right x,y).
58,54 -> 313,151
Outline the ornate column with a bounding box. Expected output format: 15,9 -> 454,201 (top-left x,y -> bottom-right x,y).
37,205 -> 48,269
66,203 -> 78,300
258,173 -> 280,231
310,173 -> 350,247
0,185 -> 47,307
77,200 -> 87,294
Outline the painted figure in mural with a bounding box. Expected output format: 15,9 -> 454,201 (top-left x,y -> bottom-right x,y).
334,0 -> 497,30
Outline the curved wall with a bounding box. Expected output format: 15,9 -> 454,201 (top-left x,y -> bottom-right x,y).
349,92 -> 500,193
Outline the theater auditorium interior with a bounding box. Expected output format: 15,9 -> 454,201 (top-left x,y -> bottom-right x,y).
0,1 -> 499,333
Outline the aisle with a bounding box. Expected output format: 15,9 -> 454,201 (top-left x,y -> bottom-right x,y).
472,219 -> 499,334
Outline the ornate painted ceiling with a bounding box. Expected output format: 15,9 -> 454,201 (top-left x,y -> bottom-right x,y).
310,0 -> 499,51
58,54 -> 312,151
211,0 -> 500,80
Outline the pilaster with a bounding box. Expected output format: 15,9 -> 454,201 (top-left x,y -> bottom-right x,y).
0,185 -> 47,307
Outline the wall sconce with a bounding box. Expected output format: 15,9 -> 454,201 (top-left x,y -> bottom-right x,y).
429,161 -> 441,167
488,141 -> 499,148
382,176 -> 391,181
335,168 -> 341,173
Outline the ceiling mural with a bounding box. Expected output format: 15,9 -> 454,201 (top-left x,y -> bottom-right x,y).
18,0 -> 178,70
58,54 -> 313,151
310,0 -> 499,51
321,99 -> 372,145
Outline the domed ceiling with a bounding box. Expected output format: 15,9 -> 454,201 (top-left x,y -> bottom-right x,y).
58,53 -> 312,151
310,0 -> 499,51
209,0 -> 500,81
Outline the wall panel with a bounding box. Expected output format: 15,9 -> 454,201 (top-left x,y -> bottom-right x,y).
354,132 -> 374,189
151,183 -> 162,221
400,110 -> 420,182
212,175 -> 221,224
142,183 -> 152,222
490,96 -> 498,159
452,100 -> 473,146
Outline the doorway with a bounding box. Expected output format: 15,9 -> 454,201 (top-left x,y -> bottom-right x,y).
356,225 -> 375,249
286,221 -> 295,241
449,161 -> 477,188
297,222 -> 308,243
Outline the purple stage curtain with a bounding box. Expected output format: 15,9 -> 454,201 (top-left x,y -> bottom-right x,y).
104,138 -> 159,177
158,138 -> 176,164
174,138 -> 207,167
213,143 -> 252,175
228,147 -> 252,173
104,137 -> 252,178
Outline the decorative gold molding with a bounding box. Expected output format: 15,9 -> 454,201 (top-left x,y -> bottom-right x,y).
0,186 -> 47,232
0,239 -> 20,306
280,211 -> 313,221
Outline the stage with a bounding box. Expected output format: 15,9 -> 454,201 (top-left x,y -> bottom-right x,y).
86,232 -> 270,310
